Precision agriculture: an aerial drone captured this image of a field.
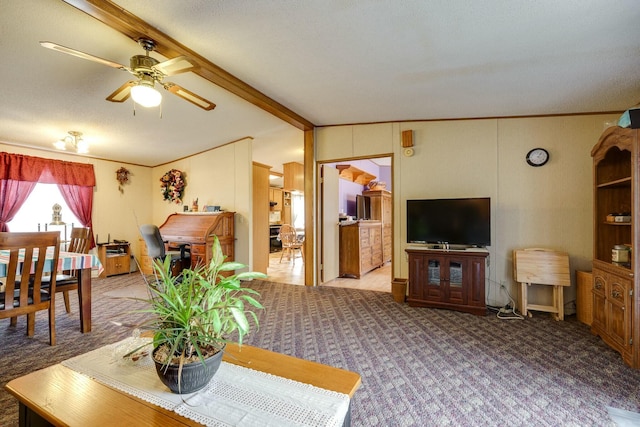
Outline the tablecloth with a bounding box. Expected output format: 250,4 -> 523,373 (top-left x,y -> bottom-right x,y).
0,248 -> 103,277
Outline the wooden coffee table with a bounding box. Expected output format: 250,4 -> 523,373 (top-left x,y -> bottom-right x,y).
6,343 -> 361,426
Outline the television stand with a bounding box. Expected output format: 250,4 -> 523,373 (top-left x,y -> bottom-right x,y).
405,248 -> 488,315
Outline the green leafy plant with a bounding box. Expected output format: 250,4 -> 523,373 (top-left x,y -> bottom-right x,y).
132,235 -> 265,369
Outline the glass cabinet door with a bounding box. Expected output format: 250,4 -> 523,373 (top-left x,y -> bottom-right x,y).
427,259 -> 441,286
449,261 -> 463,288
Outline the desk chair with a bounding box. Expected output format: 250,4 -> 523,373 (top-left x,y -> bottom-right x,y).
0,231 -> 60,345
139,224 -> 190,276
278,224 -> 304,263
513,248 -> 570,320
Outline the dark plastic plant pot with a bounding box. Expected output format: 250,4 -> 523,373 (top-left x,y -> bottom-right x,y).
153,345 -> 225,394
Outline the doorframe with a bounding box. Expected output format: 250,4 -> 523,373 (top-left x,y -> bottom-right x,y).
314,154 -> 394,287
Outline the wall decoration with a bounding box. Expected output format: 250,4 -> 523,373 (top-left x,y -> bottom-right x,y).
116,167 -> 131,193
160,169 -> 186,204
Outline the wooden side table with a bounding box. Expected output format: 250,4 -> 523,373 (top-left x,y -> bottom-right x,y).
97,242 -> 131,277
576,270 -> 593,325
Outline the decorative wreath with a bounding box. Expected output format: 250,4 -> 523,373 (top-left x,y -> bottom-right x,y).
115,167 -> 130,193
160,169 -> 186,204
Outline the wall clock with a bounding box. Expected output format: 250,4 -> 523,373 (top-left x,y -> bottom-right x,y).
526,148 -> 549,167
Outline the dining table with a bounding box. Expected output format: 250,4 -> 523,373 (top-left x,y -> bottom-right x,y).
0,247 -> 104,333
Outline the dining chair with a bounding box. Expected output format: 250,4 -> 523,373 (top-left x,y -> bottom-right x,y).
139,224 -> 190,276
0,231 -> 60,345
278,224 -> 304,263
45,227 -> 91,313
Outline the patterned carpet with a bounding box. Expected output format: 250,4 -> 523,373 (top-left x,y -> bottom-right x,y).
2,274 -> 639,426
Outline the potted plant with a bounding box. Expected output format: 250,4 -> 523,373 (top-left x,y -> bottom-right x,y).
130,235 -> 266,394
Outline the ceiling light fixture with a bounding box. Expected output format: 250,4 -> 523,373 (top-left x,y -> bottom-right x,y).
54,131 -> 89,153
130,75 -> 162,108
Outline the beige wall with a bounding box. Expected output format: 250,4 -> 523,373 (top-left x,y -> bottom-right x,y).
316,113 -> 620,308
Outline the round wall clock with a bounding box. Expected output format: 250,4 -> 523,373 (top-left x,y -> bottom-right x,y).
526,148 -> 549,167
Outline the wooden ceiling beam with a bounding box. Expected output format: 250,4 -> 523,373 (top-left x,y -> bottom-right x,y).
62,0 -> 315,131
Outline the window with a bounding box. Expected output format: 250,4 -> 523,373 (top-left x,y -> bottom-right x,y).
8,183 -> 81,242
291,193 -> 304,230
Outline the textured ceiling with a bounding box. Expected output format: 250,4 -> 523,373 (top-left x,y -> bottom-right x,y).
1,0 -> 639,170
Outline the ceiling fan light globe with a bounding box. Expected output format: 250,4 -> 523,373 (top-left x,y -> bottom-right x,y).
131,84 -> 162,108
53,140 -> 67,150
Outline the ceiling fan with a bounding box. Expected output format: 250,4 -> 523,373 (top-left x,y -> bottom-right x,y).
40,38 -> 216,111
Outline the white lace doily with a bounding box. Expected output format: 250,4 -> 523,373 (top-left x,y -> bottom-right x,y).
62,337 -> 350,426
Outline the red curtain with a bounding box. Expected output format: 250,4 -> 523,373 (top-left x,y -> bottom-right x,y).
0,152 -> 96,237
0,152 -> 95,186
0,180 -> 37,231
59,184 -> 95,247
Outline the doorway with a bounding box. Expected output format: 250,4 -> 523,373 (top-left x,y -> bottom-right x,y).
318,156 -> 393,292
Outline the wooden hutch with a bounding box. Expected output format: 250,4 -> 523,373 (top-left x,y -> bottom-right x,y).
591,126 -> 640,368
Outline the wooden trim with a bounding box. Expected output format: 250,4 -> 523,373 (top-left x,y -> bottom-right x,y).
304,129 -> 315,286
61,0 -> 315,131
316,110 -> 625,129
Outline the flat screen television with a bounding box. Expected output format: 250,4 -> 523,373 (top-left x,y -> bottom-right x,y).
406,197 -> 491,247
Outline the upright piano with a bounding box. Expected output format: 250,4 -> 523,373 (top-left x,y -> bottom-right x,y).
156,212 -> 235,269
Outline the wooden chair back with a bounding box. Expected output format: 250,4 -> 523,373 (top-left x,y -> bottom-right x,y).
278,224 -> 301,247
55,227 -> 91,314
278,224 -> 304,263
0,231 -> 60,345
67,227 -> 91,254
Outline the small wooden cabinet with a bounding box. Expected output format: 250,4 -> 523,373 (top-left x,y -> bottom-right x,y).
406,248 -> 488,315
364,189 -> 391,264
339,221 -> 383,278
97,242 -> 131,278
576,270 -> 593,326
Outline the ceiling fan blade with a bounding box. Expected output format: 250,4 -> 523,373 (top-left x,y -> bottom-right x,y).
106,81 -> 135,103
163,82 -> 216,111
153,56 -> 197,76
40,41 -> 128,70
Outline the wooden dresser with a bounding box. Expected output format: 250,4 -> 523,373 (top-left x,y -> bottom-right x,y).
339,220 -> 383,278
139,212 -> 235,274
